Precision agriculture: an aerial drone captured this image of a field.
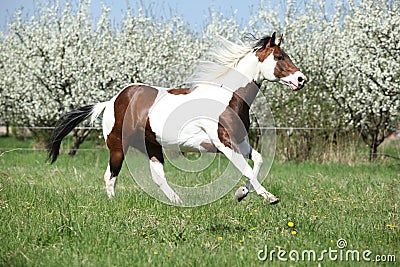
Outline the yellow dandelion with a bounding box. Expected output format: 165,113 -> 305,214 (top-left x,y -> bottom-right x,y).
217,236 -> 223,241
288,221 -> 295,228
291,230 -> 297,235
153,251 -> 158,255
248,235 -> 253,239
167,253 -> 172,259
250,227 -> 256,231
253,209 -> 258,213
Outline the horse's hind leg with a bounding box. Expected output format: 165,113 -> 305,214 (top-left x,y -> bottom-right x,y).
104,133 -> 125,199
104,149 -> 124,199
104,164 -> 116,199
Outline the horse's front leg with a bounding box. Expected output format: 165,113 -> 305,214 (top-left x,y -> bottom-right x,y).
233,141 -> 279,204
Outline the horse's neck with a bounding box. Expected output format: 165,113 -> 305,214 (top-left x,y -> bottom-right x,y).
234,52 -> 261,84
234,81 -> 259,107
228,81 -> 259,133
230,52 -> 260,106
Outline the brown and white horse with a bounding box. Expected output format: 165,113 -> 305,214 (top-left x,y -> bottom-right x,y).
48,32 -> 306,205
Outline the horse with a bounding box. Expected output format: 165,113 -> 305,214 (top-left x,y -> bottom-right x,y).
47,32 -> 307,205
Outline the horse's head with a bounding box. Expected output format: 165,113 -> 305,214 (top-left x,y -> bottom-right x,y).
254,32 -> 307,91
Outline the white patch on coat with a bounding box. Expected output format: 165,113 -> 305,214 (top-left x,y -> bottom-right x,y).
280,71 -> 307,90
103,164 -> 116,199
257,53 -> 278,82
149,160 -> 182,204
148,85 -> 235,151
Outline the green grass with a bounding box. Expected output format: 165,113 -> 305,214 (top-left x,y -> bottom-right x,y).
0,137 -> 399,266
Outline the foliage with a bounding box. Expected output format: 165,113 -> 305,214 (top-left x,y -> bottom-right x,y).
250,0 -> 400,161
0,0 -> 399,160
326,0 -> 400,160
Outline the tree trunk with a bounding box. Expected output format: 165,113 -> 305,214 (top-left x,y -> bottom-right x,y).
68,129 -> 91,156
5,122 -> 9,137
369,143 -> 378,162
361,128 -> 385,162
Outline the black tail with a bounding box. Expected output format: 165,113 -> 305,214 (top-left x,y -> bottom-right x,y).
47,105 -> 95,163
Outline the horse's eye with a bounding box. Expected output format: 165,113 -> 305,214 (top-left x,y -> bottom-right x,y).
276,55 -> 284,61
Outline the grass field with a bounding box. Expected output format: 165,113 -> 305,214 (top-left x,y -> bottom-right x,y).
0,136 -> 399,266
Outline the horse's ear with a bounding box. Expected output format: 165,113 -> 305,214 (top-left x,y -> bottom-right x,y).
276,34 -> 283,46
269,32 -> 276,47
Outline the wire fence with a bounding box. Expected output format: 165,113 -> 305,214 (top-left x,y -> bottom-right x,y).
0,125 -> 398,163
0,126 -> 332,130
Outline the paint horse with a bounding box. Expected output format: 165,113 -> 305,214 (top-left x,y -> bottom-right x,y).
48,32 -> 307,205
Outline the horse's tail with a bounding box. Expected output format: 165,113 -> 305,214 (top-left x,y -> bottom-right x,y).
47,102 -> 109,164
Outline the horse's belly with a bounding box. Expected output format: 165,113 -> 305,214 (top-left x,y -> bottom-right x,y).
154,119 -> 213,152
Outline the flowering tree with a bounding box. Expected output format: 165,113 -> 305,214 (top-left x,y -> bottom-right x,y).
250,0 -> 400,161
0,1 -> 201,150
114,8 -> 202,88
0,0 -> 398,161
0,1 -> 113,146
325,0 -> 400,160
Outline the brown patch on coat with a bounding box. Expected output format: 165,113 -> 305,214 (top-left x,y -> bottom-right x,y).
217,82 -> 259,152
167,88 -> 194,95
272,50 -> 300,79
200,142 -> 219,153
255,46 -> 274,63
106,84 -> 164,176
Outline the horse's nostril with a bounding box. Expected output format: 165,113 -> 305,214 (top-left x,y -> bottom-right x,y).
298,77 -> 304,83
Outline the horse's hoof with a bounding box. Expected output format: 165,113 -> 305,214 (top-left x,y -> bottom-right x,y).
269,196 -> 280,205
235,186 -> 249,202
170,195 -> 183,205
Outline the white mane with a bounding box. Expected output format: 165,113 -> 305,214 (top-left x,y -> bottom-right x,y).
208,37 -> 253,69
186,37 -> 254,87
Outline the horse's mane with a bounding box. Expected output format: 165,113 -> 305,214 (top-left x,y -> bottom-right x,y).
208,37 -> 253,68
186,35 -> 271,87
